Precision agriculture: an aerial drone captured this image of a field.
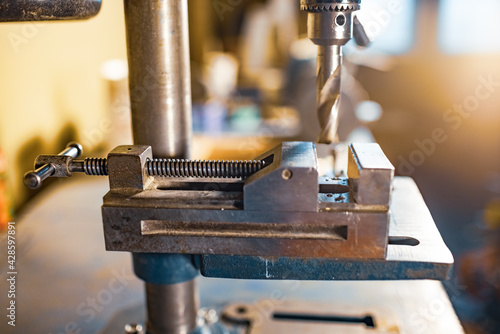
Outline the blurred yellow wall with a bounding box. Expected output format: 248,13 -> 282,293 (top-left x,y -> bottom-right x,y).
0,0 -> 127,211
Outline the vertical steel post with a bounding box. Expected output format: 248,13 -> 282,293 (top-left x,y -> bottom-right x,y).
123,0 -> 198,333
145,281 -> 198,334
124,0 -> 192,159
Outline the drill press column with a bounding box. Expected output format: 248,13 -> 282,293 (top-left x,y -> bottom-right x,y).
123,0 -> 198,333
124,0 -> 192,159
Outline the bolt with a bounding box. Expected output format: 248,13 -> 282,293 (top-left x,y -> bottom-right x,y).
24,142 -> 83,189
124,323 -> 143,334
282,169 -> 293,180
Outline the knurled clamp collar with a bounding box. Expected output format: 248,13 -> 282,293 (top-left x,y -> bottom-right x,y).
300,0 -> 361,12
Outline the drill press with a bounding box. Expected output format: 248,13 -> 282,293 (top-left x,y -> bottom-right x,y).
2,1 -> 457,333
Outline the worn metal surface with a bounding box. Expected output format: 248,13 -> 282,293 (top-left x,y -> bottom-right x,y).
200,177 -> 454,280
348,143 -> 395,206
244,142 -> 319,212
107,146 -> 153,190
223,300 -> 384,333
103,205 -> 387,259
102,143 -> 389,259
0,0 -> 101,22
0,178 -> 463,334
123,1 -> 196,331
145,281 -> 198,334
124,0 -> 192,159
24,142 -> 82,189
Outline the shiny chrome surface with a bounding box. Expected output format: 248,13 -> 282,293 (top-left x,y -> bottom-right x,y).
316,45 -> 342,143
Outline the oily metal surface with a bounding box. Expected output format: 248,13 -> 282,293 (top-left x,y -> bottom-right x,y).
0,178 -> 463,334
0,0 -> 101,22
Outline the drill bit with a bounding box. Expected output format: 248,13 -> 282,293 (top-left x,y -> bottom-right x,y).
316,45 -> 342,144
300,0 -> 363,144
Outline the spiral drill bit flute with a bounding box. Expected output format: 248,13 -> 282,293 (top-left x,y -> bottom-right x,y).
300,0 -> 368,143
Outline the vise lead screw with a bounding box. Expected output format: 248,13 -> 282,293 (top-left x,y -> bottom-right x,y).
24,144 -> 267,189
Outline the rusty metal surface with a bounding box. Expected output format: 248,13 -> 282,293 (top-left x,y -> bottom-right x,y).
0,178 -> 462,333
0,0 -> 101,22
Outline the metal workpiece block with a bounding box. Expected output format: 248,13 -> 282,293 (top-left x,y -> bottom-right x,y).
244,142 -> 319,212
348,143 -> 394,207
35,155 -> 74,177
107,145 -> 153,190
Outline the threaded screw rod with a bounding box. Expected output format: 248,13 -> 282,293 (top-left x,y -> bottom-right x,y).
69,158 -> 109,176
146,159 -> 266,178
70,158 -> 266,179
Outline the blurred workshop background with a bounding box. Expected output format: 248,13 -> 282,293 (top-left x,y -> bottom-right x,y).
0,0 -> 499,333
